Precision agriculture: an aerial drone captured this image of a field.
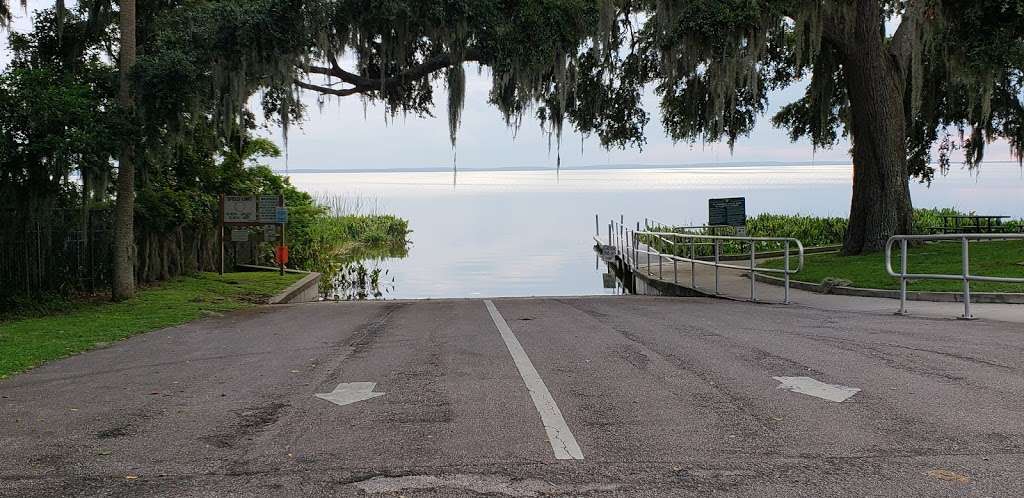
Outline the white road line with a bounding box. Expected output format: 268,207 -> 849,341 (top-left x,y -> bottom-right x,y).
484,300 -> 584,460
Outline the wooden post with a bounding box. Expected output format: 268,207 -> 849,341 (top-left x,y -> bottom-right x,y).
278,194 -> 285,276
218,194 -> 225,275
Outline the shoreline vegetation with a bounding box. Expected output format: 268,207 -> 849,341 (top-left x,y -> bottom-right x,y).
647,208 -> 1022,256
286,192 -> 410,299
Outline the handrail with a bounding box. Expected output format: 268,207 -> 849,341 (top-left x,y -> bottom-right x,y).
644,218 -> 732,234
607,218 -> 804,303
885,233 -> 1024,319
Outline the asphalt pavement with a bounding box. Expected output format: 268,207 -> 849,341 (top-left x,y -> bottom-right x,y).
1,296 -> 1022,496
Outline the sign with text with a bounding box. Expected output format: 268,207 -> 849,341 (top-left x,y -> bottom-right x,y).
218,193 -> 288,275
223,196 -> 258,224
709,197 -> 746,227
230,229 -> 250,242
258,195 -> 282,223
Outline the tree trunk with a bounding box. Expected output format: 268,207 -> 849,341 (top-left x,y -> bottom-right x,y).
839,1 -> 914,255
111,0 -> 136,301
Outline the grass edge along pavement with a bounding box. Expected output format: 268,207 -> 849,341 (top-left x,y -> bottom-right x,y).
0,272 -> 302,379
762,240 -> 1024,294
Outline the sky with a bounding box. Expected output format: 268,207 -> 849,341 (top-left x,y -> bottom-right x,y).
2,1 -> 1016,171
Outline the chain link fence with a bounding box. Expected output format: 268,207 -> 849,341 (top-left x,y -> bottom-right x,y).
0,209 -> 114,300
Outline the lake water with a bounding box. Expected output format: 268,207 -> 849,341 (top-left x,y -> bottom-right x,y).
289,163 -> 1024,299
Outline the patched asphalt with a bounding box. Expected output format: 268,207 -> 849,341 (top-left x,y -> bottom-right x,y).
1,296 -> 1022,496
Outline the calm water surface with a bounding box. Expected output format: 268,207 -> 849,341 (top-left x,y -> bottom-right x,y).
290,164 -> 1024,299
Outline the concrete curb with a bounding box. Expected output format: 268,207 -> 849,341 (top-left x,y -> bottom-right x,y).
235,264 -> 322,304
754,273 -> 1024,304
268,272 -> 322,304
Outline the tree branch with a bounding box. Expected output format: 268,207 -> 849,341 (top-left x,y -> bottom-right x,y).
296,47 -> 482,97
293,79 -> 364,97
888,2 -> 921,74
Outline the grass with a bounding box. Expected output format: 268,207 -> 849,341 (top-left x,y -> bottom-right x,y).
763,240 -> 1024,293
0,272 -> 302,379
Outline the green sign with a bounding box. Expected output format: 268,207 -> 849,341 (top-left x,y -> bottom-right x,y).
709,197 -> 746,227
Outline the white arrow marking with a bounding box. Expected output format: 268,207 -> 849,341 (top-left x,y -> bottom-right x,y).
773,376 -> 860,403
314,382 -> 385,406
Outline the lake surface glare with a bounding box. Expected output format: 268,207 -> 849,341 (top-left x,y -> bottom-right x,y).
290,164 -> 1023,299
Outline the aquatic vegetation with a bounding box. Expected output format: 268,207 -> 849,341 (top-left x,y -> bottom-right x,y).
287,211 -> 409,298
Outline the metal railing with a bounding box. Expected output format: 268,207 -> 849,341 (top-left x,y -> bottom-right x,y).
607,219 -> 804,303
644,218 -> 732,235
885,233 -> 1024,319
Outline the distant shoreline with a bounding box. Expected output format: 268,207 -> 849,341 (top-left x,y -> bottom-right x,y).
277,160 -> 1021,175
278,161 -> 852,174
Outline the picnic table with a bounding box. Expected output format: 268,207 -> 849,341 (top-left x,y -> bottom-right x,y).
931,215 -> 1014,234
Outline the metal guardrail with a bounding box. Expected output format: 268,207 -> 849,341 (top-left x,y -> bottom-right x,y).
885,233 -> 1024,319
605,218 -> 804,303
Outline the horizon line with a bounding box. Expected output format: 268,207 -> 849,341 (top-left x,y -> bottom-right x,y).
273,160 -> 854,175
272,160 -> 1022,175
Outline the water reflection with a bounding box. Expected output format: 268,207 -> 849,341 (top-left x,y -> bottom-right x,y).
326,260 -> 396,300
320,244 -> 408,301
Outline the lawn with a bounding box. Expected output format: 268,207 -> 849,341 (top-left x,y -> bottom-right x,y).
763,240 -> 1024,293
0,272 -> 302,378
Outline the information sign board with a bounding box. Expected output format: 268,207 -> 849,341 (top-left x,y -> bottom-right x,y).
224,196 -> 257,223
709,197 -> 746,227
258,195 -> 281,223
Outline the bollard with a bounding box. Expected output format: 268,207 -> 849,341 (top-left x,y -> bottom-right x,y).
749,241 -> 757,301
897,238 -> 905,315
961,236 -> 973,320
783,240 -> 791,304
690,237 -> 696,289
714,239 -> 720,294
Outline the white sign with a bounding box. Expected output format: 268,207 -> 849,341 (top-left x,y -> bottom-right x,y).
263,225 -> 277,241
230,229 -> 250,242
223,196 -> 257,223
258,195 -> 280,223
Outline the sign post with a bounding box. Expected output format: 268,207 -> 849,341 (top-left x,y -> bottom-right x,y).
218,194 -> 225,274
276,196 -> 286,276
219,194 -> 287,274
